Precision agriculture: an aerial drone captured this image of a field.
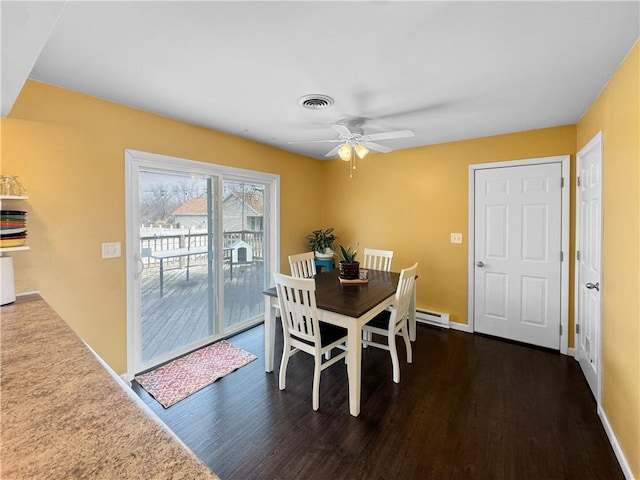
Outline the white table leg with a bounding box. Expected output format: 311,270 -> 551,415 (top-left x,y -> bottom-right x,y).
264,296 -> 275,372
347,324 -> 362,417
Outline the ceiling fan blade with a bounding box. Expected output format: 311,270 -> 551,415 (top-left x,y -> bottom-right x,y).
324,145 -> 342,157
364,130 -> 415,141
363,142 -> 393,153
329,123 -> 353,138
287,139 -> 342,144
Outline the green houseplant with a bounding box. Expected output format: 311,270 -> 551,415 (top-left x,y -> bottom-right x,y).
306,228 -> 337,258
337,243 -> 360,280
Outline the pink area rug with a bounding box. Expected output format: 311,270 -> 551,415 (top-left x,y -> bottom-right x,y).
134,340 -> 257,408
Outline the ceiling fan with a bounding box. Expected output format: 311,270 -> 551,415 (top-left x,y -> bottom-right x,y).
290,121 -> 415,161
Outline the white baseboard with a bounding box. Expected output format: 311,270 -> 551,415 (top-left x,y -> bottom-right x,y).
416,309 -> 450,328
598,404 -> 635,479
450,321 -> 473,333
567,347 -> 577,358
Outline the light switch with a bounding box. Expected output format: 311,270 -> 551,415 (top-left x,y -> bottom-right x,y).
450,233 -> 463,244
102,242 -> 121,259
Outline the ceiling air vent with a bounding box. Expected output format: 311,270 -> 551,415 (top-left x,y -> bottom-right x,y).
298,94 -> 334,110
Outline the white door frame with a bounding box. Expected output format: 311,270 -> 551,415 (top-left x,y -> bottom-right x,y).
575,131 -> 603,402
468,155 -> 570,354
124,149 -> 280,380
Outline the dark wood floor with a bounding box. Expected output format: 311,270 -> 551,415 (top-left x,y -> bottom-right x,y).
132,323 -> 623,480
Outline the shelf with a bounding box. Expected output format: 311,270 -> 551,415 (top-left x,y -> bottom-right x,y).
0,246 -> 30,253
0,196 -> 29,254
0,196 -> 29,201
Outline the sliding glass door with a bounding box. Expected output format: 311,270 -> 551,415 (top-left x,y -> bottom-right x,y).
137,170 -> 217,366
126,151 -> 279,376
222,180 -> 267,331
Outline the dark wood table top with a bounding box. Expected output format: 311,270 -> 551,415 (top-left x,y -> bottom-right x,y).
263,269 -> 399,318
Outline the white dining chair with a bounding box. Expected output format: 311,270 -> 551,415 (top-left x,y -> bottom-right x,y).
362,248 -> 394,272
361,248 -> 394,345
273,272 -> 348,411
288,251 -> 317,278
362,262 -> 417,383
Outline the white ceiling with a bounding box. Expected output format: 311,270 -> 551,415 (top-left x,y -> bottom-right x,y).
2,1 -> 638,160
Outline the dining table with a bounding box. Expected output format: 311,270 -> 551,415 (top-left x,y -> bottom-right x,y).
262,268 -> 417,417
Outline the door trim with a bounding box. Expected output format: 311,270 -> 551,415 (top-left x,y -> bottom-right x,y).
575,131 -> 603,402
467,155 -> 570,354
124,149 -> 280,380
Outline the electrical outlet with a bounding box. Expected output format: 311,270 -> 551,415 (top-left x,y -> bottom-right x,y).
450,233 -> 463,244
102,242 -> 121,259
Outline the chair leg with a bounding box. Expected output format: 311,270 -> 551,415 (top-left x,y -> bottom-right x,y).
362,330 -> 369,348
401,324 -> 412,363
279,344 -> 290,391
389,331 -> 400,384
312,357 -> 322,411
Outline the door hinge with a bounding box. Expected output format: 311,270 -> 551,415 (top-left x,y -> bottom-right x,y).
560,251 -> 564,262
576,324 -> 580,334
577,176 -> 581,187
577,250 -> 580,261
559,324 -> 563,336
561,177 -> 565,188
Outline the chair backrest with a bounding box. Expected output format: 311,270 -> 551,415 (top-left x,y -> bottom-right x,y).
363,248 -> 394,271
273,272 -> 321,348
390,263 -> 418,327
288,251 -> 317,278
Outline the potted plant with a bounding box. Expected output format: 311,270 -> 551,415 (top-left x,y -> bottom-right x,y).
337,243 -> 360,280
306,228 -> 337,258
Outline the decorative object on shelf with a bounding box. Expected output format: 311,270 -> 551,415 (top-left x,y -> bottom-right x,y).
337,243 -> 360,280
0,176 -> 27,196
306,228 -> 337,259
0,210 -> 27,247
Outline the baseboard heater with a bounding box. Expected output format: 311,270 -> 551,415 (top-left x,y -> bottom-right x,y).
416,309 -> 450,329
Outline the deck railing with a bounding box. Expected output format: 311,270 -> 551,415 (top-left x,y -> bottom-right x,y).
140,226 -> 263,268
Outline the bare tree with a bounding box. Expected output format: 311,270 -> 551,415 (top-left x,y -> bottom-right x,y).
174,180 -> 206,204
140,183 -> 178,224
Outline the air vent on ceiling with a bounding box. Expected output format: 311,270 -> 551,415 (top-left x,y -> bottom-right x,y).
298,94 -> 334,110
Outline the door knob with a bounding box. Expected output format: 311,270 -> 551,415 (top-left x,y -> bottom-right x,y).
476,261 -> 484,267
135,252 -> 144,279
586,282 -> 600,291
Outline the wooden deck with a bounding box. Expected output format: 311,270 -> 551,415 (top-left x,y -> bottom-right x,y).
141,257 -> 265,363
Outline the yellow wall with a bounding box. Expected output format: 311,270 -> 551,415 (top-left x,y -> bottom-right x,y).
1,80 -> 323,374
577,42 -> 640,477
322,125 -> 576,328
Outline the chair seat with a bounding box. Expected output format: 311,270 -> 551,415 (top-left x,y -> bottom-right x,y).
295,322 -> 347,348
365,310 -> 392,330
319,323 -> 348,348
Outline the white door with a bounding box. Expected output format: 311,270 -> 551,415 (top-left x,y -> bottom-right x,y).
576,132 -> 602,400
474,163 -> 563,349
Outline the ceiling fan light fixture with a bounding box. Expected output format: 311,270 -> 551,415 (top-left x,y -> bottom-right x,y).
355,144 -> 369,159
338,143 -> 352,161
